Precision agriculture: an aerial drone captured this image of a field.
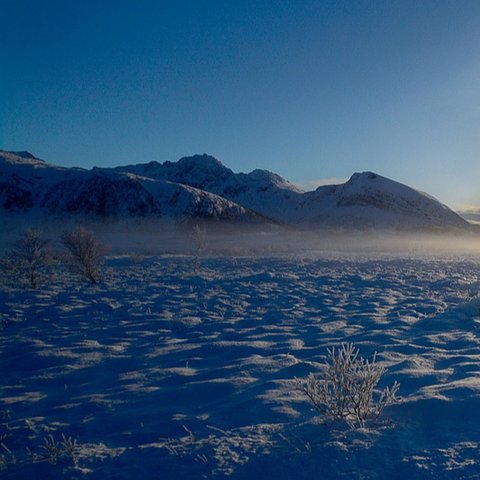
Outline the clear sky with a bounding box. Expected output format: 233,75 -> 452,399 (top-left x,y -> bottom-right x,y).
1,0 -> 479,209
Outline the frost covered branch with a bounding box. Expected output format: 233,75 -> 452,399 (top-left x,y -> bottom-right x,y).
3,229 -> 49,288
62,227 -> 105,283
300,343 -> 399,428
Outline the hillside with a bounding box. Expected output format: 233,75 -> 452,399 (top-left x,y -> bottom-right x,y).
0,150 -> 470,231
0,151 -> 267,223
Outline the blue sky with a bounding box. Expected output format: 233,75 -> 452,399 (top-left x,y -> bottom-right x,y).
1,0 -> 479,208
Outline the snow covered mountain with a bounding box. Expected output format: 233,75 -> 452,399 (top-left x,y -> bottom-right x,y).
0,150 -> 470,230
114,154 -> 304,221
0,151 -> 267,223
116,154 -> 468,230
295,171 -> 468,229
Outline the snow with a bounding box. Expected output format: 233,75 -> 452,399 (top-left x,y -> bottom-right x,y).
295,171 -> 467,228
2,249 -> 480,478
0,151 -> 48,167
2,149 -> 468,230
114,154 -> 306,223
0,151 -> 264,223
112,155 -> 468,229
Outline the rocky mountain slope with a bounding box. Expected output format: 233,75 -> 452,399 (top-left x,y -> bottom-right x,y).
296,171 -> 468,229
0,150 -> 469,230
0,151 -> 266,223
113,154 -> 304,222
116,154 -> 468,230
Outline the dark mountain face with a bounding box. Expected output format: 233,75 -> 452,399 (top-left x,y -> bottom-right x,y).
0,151 -> 268,224
41,173 -> 161,217
0,181 -> 34,211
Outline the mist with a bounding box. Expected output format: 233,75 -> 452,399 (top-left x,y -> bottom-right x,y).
3,215 -> 479,258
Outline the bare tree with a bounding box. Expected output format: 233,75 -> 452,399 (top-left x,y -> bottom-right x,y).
300,343 -> 399,428
61,227 -> 105,284
192,224 -> 206,273
4,229 -> 49,288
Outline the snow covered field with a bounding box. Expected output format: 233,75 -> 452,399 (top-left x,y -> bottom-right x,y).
1,251 -> 480,478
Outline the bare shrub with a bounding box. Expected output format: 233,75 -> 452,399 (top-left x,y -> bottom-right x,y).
41,434 -> 60,465
60,434 -> 78,466
3,229 -> 49,288
62,227 -> 105,283
28,433 -> 79,466
300,343 -> 399,428
191,224 -> 206,273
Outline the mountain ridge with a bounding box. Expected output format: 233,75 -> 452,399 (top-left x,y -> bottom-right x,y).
0,150 -> 470,231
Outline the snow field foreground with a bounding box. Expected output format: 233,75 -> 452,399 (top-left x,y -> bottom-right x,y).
1,254 -> 480,478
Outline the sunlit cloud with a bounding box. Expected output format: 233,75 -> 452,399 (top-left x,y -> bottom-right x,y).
294,177 -> 349,192
455,204 -> 480,214
455,204 -> 480,225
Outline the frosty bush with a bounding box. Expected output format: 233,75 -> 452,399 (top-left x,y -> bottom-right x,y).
61,227 -> 105,283
29,433 -> 78,466
192,224 -> 206,273
3,229 -> 49,288
300,343 -> 399,428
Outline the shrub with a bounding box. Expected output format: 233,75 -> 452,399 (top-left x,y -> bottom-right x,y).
61,227 -> 105,283
300,343 -> 399,428
3,229 -> 49,288
192,224 -> 206,273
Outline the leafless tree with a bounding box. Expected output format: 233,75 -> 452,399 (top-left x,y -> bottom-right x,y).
192,224 -> 206,273
300,343 -> 399,428
61,227 -> 105,284
4,229 -> 49,288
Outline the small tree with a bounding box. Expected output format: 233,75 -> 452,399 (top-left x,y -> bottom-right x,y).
192,224 -> 206,273
300,343 -> 399,428
4,229 -> 49,288
61,227 -> 105,284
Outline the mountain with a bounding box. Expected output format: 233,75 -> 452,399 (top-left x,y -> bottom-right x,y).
295,171 -> 468,229
113,154 -> 304,221
0,151 -> 267,223
0,150 -> 470,230
115,154 -> 468,230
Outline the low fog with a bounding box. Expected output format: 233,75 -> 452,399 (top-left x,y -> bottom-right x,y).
2,216 -> 480,258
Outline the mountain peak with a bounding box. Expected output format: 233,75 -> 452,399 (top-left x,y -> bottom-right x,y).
177,154 -> 223,168
166,154 -> 228,179
246,169 -> 292,187
0,150 -> 46,166
12,151 -> 39,160
349,171 -> 379,182
345,171 -> 408,193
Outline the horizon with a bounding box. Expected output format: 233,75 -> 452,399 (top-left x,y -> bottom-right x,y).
1,1 -> 480,210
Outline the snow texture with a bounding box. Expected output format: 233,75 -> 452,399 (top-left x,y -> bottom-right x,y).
2,252 -> 480,478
